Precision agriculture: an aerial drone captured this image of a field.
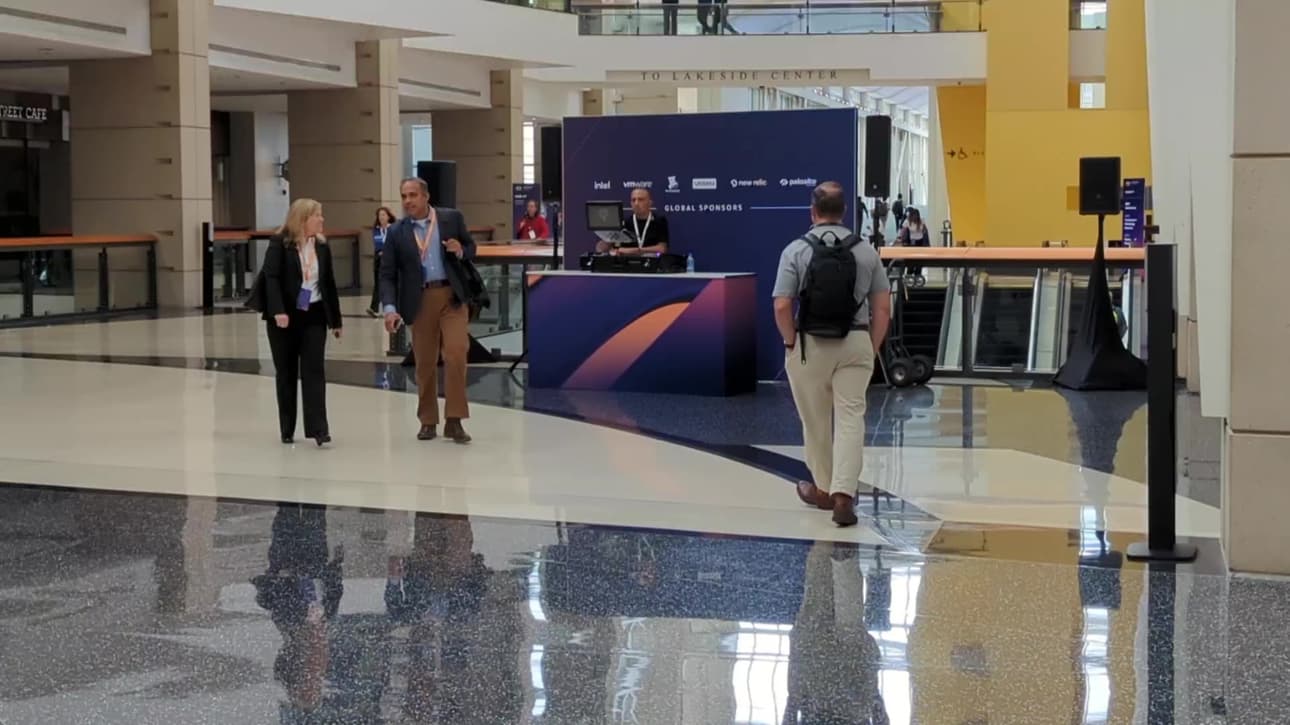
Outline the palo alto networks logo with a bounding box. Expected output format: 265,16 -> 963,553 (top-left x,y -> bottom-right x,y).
593,180 -> 611,190
780,177 -> 818,188
691,177 -> 718,190
666,176 -> 681,193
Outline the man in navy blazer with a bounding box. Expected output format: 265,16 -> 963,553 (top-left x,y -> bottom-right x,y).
381,177 -> 478,443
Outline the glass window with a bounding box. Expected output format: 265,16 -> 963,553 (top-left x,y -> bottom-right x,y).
1072,1 -> 1108,29
523,121 -> 536,185
411,125 -> 432,163
1080,82 -> 1106,109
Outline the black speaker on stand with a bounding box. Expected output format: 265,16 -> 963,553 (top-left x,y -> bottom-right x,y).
1053,156 -> 1145,391
416,160 -> 457,208
540,126 -> 562,202
864,115 -> 893,199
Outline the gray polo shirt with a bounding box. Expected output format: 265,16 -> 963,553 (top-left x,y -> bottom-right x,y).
772,223 -> 889,326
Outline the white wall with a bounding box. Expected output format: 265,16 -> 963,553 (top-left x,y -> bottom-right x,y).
399,48 -> 491,110
523,81 -> 581,122
253,111 -> 290,229
1145,0 -> 1234,418
209,7 -> 360,88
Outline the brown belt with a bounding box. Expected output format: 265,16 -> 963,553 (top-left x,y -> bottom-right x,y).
423,280 -> 450,289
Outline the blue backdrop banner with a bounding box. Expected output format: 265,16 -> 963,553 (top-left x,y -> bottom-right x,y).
562,109 -> 859,379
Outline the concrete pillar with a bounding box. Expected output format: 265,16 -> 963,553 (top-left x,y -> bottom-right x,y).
68,0 -> 212,309
288,40 -> 402,291
432,70 -> 524,240
580,89 -> 604,116
1224,0 -> 1290,575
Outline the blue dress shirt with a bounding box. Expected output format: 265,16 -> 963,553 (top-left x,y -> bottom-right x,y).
384,216 -> 446,316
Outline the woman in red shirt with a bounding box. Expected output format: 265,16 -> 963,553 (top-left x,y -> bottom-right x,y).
516,199 -> 550,241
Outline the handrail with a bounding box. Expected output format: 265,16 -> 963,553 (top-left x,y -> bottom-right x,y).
571,0 -> 984,35
0,233 -> 158,251
212,228 -> 363,243
880,246 -> 1145,265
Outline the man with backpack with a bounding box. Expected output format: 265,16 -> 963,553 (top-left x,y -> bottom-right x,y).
773,182 -> 891,527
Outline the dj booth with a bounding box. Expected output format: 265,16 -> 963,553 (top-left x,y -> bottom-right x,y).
525,200 -> 757,396
526,270 -> 757,396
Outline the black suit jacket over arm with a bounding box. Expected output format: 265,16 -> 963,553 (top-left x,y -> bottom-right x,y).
260,235 -> 344,329
378,207 -> 477,326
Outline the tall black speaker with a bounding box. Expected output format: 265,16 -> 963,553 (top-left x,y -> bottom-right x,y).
416,160 -> 457,208
540,125 -> 562,202
864,115 -> 893,198
1079,157 -> 1121,215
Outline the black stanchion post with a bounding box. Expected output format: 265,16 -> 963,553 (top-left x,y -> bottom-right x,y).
97,247 -> 110,312
1127,243 -> 1198,562
146,244 -> 158,309
201,221 -> 214,311
20,251 -> 35,318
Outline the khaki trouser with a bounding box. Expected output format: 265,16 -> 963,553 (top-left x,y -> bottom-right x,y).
786,331 -> 875,496
411,286 -> 470,426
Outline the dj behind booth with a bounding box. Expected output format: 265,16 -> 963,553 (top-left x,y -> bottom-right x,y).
527,199 -> 757,395
581,193 -> 687,274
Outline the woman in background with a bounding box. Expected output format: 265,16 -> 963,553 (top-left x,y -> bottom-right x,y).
263,198 -> 343,446
367,206 -> 397,317
516,199 -> 550,241
896,207 -> 930,280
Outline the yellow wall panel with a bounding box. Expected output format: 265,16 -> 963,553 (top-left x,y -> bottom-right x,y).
937,85 -> 988,244
984,0 -> 1070,112
1106,0 -> 1149,110
985,110 -> 1151,245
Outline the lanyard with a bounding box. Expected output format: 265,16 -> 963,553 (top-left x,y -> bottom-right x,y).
632,214 -> 652,248
298,239 -> 317,283
413,210 -> 438,260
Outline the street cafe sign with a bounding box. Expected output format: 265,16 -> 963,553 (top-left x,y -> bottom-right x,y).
608,69 -> 869,86
0,105 -> 50,123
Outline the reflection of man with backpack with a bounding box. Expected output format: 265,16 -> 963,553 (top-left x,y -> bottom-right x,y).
772,182 -> 891,527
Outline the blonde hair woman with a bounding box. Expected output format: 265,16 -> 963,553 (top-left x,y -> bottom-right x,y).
261,198 -> 343,446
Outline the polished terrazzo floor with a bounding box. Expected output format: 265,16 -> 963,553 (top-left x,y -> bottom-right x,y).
0,308 -> 1266,725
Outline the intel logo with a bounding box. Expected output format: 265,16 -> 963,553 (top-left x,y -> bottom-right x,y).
691,178 -> 718,190
593,180 -> 611,190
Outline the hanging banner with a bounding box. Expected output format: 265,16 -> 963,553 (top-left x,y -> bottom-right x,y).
1122,178 -> 1146,246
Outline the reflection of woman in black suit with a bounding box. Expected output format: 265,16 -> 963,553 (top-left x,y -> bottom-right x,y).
252,503 -> 343,719
262,198 -> 343,446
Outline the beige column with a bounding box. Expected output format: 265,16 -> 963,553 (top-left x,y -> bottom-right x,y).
431,71 -> 524,240
1224,0 -> 1290,574
69,0 -> 212,309
287,40 -> 402,291
581,89 -> 605,116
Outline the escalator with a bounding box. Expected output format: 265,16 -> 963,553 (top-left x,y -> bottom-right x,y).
901,286 -> 946,361
974,279 -> 1034,369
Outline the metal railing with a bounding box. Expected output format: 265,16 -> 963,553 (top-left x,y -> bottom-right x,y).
570,0 -> 983,36
0,234 -> 158,326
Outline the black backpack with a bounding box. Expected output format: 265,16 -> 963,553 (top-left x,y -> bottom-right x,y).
797,232 -> 862,356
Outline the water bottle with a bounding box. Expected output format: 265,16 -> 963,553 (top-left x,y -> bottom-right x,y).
685,253 -> 696,273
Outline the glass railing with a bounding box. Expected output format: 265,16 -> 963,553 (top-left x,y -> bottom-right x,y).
484,0 -> 572,10
571,1 -> 984,36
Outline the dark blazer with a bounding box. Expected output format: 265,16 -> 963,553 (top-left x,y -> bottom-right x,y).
379,208 -> 477,325
260,235 -> 343,329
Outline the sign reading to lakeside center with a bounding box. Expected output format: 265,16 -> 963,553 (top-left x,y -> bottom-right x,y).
0,105 -> 49,123
608,69 -> 870,86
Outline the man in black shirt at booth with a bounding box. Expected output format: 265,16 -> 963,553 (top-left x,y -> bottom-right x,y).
596,187 -> 670,256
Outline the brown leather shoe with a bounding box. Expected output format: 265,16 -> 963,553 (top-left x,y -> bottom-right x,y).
796,481 -> 832,510
417,425 -> 437,441
444,418 -> 471,444
832,493 -> 858,527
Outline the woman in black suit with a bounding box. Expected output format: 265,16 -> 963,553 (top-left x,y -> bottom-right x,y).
262,198 -> 343,446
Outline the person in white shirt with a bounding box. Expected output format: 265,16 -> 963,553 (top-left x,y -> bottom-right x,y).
896,208 -> 930,279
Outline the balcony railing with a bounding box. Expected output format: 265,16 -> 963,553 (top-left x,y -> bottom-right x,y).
570,1 -> 984,36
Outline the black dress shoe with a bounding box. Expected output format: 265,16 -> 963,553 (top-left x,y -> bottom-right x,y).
417,425 -> 437,441
832,494 -> 858,527
313,433 -> 331,447
281,436 -> 294,445
444,419 -> 472,445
